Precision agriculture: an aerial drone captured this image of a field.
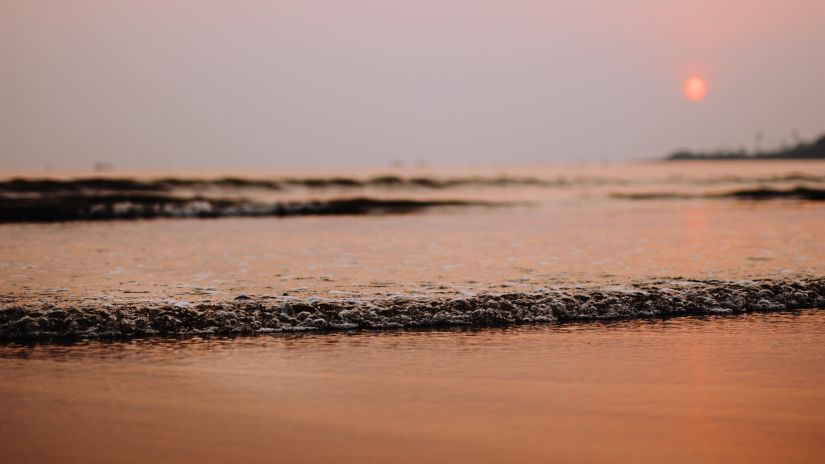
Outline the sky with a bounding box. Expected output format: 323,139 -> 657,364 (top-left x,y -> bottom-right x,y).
2,0 -> 824,170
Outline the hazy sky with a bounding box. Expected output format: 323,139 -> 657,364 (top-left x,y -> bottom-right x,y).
2,0 -> 824,170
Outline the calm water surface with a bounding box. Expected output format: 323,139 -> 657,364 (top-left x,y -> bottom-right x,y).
3,162 -> 825,305
1,310 -> 823,464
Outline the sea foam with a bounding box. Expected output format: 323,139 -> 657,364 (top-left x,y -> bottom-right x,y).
1,278 -> 822,340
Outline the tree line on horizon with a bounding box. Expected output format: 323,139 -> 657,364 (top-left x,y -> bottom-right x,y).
667,132 -> 825,160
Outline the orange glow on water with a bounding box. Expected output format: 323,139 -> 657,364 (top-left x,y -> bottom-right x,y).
684,77 -> 707,101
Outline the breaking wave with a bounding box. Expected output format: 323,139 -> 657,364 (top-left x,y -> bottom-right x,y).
0,195 -> 496,222
2,278 -> 822,341
3,173 -> 825,195
612,186 -> 825,201
0,175 -> 602,193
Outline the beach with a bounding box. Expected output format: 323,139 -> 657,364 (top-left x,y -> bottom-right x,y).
2,311 -> 824,463
1,160 -> 824,462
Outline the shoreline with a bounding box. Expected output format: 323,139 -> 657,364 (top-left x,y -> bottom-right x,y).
3,277 -> 823,342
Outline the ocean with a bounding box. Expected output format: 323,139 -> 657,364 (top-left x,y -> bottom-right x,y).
0,160 -> 823,462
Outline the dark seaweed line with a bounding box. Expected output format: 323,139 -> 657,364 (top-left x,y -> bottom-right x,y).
1,278 -> 823,341
0,196 -> 496,223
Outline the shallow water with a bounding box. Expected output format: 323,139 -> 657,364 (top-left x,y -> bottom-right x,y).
3,163 -> 825,304
1,310 -> 823,463
1,161 -> 824,460
2,161 -> 825,338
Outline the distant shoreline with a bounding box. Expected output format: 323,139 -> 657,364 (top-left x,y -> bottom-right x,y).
666,133 -> 825,161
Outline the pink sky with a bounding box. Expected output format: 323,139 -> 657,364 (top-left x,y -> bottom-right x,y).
2,0 -> 823,169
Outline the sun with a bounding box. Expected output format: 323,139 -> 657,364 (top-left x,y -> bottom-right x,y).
684,77 -> 707,101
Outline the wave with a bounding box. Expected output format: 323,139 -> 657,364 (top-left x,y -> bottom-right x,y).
1,278 -> 822,341
612,186 -> 825,201
0,194 -> 494,222
4,173 -> 825,195
0,175 -> 575,193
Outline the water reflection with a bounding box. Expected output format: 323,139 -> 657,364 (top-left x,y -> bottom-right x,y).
1,310 -> 823,463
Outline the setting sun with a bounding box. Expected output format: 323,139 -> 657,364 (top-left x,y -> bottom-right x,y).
684,77 -> 707,101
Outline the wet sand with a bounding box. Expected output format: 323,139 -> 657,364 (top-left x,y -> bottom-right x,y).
1,310 -> 823,464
